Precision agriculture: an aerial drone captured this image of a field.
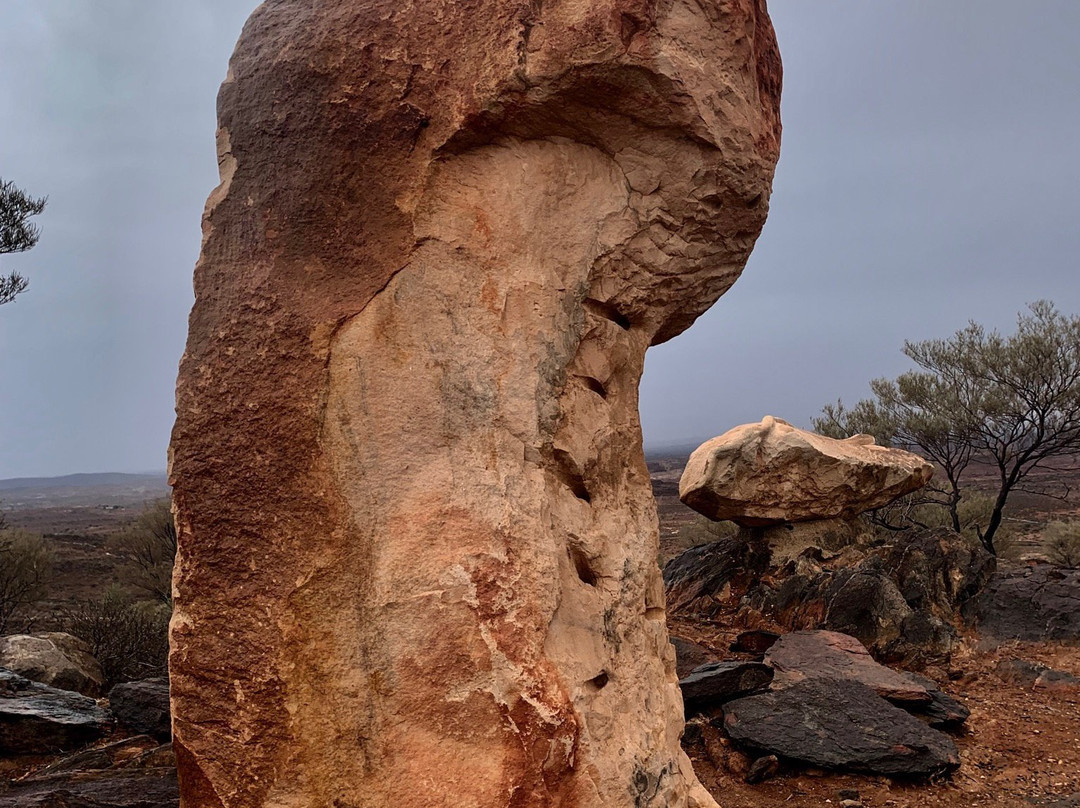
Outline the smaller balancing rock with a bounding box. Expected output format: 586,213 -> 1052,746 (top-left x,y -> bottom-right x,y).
108,678 -> 171,741
0,633 -> 105,697
723,678 -> 960,778
679,661 -> 773,712
679,416 -> 933,526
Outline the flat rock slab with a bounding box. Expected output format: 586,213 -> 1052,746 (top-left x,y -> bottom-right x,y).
765,631 -> 931,705
722,678 -> 961,778
679,662 -> 773,711
0,668 -> 109,755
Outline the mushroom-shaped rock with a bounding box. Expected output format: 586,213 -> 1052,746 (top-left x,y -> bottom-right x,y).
680,416 -> 933,526
169,2 -> 783,807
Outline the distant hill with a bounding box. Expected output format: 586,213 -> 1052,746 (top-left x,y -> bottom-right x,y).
0,472 -> 169,510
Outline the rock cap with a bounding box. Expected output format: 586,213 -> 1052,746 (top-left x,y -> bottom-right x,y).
679,416 -> 933,526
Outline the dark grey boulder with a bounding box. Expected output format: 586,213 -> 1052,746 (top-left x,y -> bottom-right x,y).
108,678 -> 170,741
722,678 -> 960,778
671,637 -> 714,679
976,565 -> 1080,642
679,661 -> 773,712
0,667 -> 109,756
663,537 -> 769,617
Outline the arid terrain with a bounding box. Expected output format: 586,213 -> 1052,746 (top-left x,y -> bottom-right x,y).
2,460 -> 1079,807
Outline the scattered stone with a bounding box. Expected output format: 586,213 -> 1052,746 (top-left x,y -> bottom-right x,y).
679,661 -> 773,712
671,637 -> 715,679
764,631 -> 931,705
976,564 -> 1080,642
730,630 -> 781,655
0,633 -> 105,697
723,678 -> 960,778
744,754 -> 780,785
0,667 -> 109,755
679,417 -> 933,526
995,659 -> 1080,693
837,789 -> 861,801
108,678 -> 170,741
1035,668 -> 1080,693
995,658 -> 1046,687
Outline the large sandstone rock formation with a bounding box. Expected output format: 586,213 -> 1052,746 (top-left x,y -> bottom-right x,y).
680,416 -> 933,526
170,2 -> 781,807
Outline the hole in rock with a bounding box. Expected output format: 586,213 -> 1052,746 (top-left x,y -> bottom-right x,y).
580,375 -> 608,399
553,449 -> 592,503
584,298 -> 632,331
586,671 -> 610,692
570,546 -> 600,586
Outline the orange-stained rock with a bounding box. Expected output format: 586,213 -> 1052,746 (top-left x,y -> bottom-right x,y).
680,417 -> 934,527
169,2 -> 782,807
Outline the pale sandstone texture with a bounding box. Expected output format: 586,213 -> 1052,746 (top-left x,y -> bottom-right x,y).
170,2 -> 781,807
680,416 -> 933,526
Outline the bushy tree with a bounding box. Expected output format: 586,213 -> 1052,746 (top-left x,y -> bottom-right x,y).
0,179 -> 47,306
1044,521 -> 1080,568
107,499 -> 177,606
0,530 -> 54,633
816,302 -> 1080,556
64,587 -> 170,686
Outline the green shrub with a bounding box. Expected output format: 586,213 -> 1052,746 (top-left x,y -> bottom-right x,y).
1044,521 -> 1080,568
0,529 -> 53,633
64,587 -> 169,687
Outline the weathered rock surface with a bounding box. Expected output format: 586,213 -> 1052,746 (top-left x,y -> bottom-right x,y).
108,678 -> 170,741
722,678 -> 961,778
765,631 -> 932,705
976,564 -> 1080,642
0,668 -> 108,755
0,634 -> 105,697
671,638 -> 715,680
169,2 -> 782,807
664,537 -> 770,617
0,740 -> 178,808
679,417 -> 934,526
678,661 -> 773,712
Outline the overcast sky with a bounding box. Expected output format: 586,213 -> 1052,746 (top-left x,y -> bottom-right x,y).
1,2 -> 1078,478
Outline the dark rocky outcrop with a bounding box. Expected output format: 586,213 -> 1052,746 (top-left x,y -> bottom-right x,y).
679,662 -> 773,713
976,564 -> 1080,642
665,529 -> 994,665
664,537 -> 770,617
108,679 -> 170,741
722,678 -> 961,778
671,637 -> 716,680
0,668 -> 109,756
0,741 -> 177,808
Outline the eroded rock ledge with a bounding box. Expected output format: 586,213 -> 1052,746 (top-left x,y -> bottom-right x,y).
170,2 -> 781,806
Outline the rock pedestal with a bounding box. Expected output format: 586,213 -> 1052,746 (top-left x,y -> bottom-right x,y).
170,2 -> 782,807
